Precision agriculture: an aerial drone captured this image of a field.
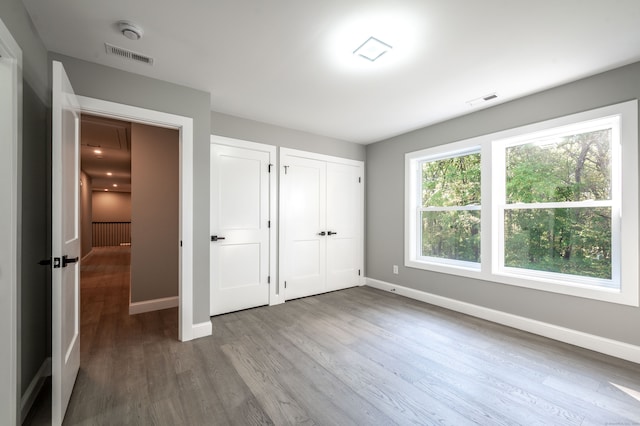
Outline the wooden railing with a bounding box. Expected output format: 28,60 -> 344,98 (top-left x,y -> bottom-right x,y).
92,222 -> 131,247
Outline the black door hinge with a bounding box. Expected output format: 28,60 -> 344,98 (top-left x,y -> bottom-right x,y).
268,220 -> 271,228
358,269 -> 361,276
268,276 -> 271,284
359,177 -> 362,183
284,165 -> 289,174
268,163 -> 273,173
284,281 -> 287,289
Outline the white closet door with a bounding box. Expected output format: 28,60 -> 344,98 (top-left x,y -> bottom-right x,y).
326,162 -> 362,291
210,144 -> 270,315
282,156 -> 326,300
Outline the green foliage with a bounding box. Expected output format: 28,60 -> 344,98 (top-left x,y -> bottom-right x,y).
422,153 -> 481,207
419,128 -> 613,279
504,129 -> 612,279
421,153 -> 481,262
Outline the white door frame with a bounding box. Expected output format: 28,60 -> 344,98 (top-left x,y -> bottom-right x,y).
210,135 -> 279,306
0,16 -> 22,426
78,95 -> 208,341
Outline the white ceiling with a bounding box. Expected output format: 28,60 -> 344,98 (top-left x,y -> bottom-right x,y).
22,0 -> 640,144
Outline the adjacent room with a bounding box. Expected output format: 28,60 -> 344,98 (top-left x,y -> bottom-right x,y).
3,1 -> 640,425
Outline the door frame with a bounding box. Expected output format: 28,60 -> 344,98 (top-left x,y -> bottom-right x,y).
0,16 -> 22,426
210,135 -> 279,307
78,95 -> 205,341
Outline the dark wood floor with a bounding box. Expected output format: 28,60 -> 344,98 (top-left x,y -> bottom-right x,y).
25,246 -> 640,425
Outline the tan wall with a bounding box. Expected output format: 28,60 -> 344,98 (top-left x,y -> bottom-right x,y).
130,123 -> 179,303
92,191 -> 132,222
80,170 -> 93,258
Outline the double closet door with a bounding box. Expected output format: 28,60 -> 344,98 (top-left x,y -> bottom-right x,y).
280,148 -> 364,300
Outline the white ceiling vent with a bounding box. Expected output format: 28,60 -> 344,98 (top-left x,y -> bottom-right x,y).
105,43 -> 154,65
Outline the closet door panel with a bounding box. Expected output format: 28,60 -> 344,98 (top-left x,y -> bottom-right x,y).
282,156 -> 326,300
326,162 -> 362,291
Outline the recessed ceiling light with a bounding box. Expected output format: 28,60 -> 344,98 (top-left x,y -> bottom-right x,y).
94,149 -> 102,154
353,36 -> 392,62
113,184 -> 118,187
104,189 -> 109,192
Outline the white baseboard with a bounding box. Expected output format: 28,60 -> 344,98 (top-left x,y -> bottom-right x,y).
21,357 -> 51,423
129,296 -> 179,315
366,278 -> 640,364
190,320 -> 212,340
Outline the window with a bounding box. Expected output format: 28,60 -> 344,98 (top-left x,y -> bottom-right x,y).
418,149 -> 481,268
405,100 -> 638,306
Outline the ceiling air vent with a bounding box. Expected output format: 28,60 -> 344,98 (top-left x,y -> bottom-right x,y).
105,43 -> 154,65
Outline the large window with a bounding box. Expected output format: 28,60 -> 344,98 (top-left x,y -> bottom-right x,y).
405,100 -> 638,305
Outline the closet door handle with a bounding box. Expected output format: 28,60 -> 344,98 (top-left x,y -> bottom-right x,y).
327,231 -> 337,236
211,235 -> 226,241
318,231 -> 326,236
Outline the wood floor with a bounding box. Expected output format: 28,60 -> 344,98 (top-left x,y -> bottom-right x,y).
26,246 -> 640,425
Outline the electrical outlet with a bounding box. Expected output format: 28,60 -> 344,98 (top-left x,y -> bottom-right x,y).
393,265 -> 399,274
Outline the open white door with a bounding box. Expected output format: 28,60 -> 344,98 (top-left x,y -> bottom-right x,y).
51,61 -> 81,425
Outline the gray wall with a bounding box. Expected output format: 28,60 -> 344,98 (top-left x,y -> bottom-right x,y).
80,171 -> 92,257
49,52 -> 211,324
211,111 -> 366,161
92,192 -> 131,222
366,61 -> 640,346
131,123 -> 179,303
0,0 -> 51,400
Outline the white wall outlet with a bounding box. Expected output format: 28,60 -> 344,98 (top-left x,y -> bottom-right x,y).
393,265 -> 399,274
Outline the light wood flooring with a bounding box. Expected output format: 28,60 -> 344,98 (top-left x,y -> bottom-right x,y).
25,246 -> 640,425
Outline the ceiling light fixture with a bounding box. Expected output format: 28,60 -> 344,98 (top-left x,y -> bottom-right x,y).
113,184 -> 118,187
353,36 -> 392,62
94,149 -> 102,154
106,172 -> 113,176
117,21 -> 143,41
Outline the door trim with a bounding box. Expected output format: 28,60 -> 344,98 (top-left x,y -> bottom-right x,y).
210,135 -> 279,306
0,16 -> 22,426
78,95 -> 204,341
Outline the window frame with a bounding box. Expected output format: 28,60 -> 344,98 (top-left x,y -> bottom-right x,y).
405,100 -> 638,306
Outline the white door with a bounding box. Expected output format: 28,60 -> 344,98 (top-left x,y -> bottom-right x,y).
281,156 -> 327,300
210,143 -> 271,315
51,61 -> 81,425
326,162 -> 363,291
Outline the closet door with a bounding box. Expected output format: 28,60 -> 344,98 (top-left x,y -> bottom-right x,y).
210,142 -> 271,315
326,162 -> 363,291
281,156 -> 326,300
280,148 -> 364,301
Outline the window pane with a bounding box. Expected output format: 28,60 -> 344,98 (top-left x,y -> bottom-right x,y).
504,207 -> 611,280
506,129 -> 611,203
421,210 -> 480,262
422,153 -> 480,207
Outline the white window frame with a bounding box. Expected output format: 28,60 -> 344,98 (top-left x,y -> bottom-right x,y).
405,100 -> 638,306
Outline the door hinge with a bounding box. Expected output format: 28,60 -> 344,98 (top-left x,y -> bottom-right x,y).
268,220 -> 271,228
268,163 -> 273,173
284,281 -> 287,289
358,269 -> 361,276
284,165 -> 289,174
268,276 -> 271,284
359,177 -> 362,183
180,240 -> 182,247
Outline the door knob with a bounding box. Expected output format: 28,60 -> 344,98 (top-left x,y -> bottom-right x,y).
211,235 -> 226,241
62,255 -> 79,267
318,231 -> 326,236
